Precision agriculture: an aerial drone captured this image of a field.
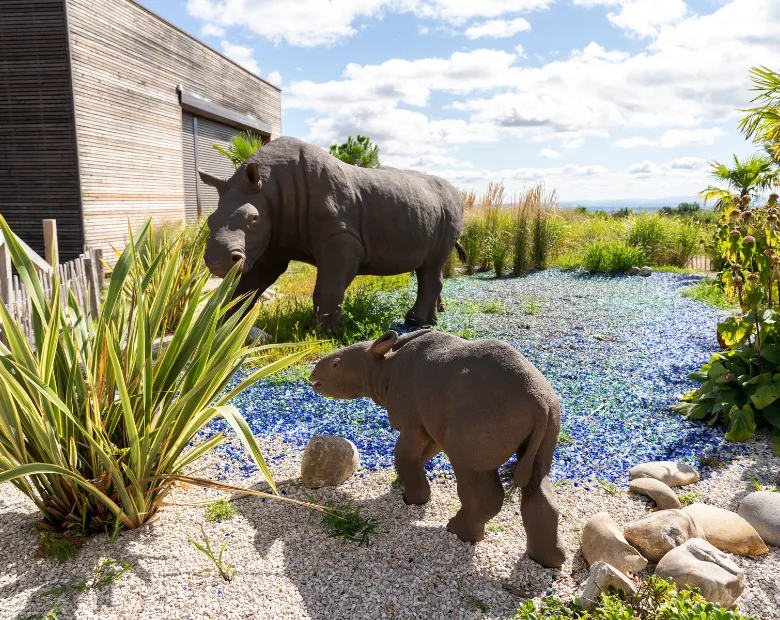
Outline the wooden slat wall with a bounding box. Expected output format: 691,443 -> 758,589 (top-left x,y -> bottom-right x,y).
0,0 -> 84,260
65,0 -> 282,259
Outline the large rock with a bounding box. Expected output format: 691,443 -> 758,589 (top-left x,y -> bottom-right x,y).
300,435 -> 359,488
629,461 -> 700,487
579,562 -> 638,612
582,512 -> 647,574
655,538 -> 745,607
683,503 -> 767,556
638,266 -> 653,277
738,491 -> 780,547
246,326 -> 271,345
629,478 -> 681,510
623,509 -> 702,563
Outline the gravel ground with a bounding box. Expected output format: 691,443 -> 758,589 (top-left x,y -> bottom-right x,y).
204,271 -> 747,481
1,270 -> 779,618
1,435 -> 777,619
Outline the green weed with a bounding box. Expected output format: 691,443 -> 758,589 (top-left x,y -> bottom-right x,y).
464,595 -> 491,613
320,502 -> 378,546
205,499 -> 237,522
595,478 -> 619,496
35,533 -> 81,564
486,522 -> 508,533
41,559 -> 134,597
189,528 -> 236,582
480,299 -> 507,314
558,430 -> 574,445
678,492 -> 698,507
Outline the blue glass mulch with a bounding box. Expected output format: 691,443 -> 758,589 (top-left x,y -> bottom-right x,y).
200,270 -> 748,483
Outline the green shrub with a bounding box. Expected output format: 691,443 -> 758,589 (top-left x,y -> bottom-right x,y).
487,231 -> 512,277
442,247 -> 459,279
513,575 -> 756,619
627,215 -> 667,263
0,217 -> 308,534
583,241 -> 646,274
213,131 -> 263,169
672,194 -> 780,454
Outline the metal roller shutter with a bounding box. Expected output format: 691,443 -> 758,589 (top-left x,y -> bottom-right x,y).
181,113 -> 199,222
181,114 -> 245,222
196,118 -> 242,217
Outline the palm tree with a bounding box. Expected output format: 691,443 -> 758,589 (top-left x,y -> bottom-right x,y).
740,66 -> 780,163
213,131 -> 263,169
699,154 -> 779,210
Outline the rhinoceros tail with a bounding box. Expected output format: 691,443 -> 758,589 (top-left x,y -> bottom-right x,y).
454,241 -> 467,264
513,398 -> 558,489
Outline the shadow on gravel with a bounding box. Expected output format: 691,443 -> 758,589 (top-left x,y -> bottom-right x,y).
234,476 -> 557,619
1,505 -> 152,620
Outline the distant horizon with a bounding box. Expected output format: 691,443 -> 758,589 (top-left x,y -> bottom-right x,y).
558,195 -> 705,212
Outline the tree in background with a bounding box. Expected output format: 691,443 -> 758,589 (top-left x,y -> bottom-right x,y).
329,135 -> 380,168
213,131 -> 263,169
699,153 -> 779,211
740,66 -> 780,162
660,202 -> 702,217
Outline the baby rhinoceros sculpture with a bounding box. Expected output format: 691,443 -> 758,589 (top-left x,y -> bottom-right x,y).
309,329 -> 567,568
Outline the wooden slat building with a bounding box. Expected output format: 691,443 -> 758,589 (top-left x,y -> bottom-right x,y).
0,0 -> 281,261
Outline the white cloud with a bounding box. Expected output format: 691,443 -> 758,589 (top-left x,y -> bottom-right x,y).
220,40 -> 260,75
514,44 -> 526,56
187,0 -> 551,47
200,23 -> 225,37
464,18 -> 531,39
615,127 -> 723,148
287,49 -> 522,111
266,71 -> 283,87
572,0 -> 688,37
281,0 -> 779,199
539,148 -> 563,159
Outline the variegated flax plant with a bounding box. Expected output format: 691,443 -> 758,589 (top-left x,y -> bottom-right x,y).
0,216 -> 311,534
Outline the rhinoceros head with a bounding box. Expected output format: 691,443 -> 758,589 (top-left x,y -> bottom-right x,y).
199,161 -> 270,277
309,332 -> 399,399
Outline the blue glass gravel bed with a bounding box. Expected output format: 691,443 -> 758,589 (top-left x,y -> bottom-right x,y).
202,270 -> 748,482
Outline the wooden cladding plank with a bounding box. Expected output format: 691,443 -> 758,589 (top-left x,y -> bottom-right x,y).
66,0 -> 281,261
0,0 -> 84,260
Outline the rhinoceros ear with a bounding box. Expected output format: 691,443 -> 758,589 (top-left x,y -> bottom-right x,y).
244,161 -> 262,188
369,331 -> 398,359
198,170 -> 228,195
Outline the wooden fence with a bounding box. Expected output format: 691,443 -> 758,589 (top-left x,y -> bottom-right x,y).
685,255 -> 714,272
0,219 -> 104,345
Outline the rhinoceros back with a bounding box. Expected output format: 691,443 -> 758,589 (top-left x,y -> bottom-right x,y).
255,137 -> 464,274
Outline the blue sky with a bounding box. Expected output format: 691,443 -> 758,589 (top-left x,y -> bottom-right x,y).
141,0 -> 780,202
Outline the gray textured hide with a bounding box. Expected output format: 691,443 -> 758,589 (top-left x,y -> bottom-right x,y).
199,137 -> 464,329
309,329 -> 568,568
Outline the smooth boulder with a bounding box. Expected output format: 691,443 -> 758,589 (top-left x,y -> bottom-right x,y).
738,491 -> 780,547
629,478 -> 681,509
629,461 -> 700,487
683,503 -> 767,556
655,538 -> 745,607
579,562 -> 638,612
623,509 -> 701,563
300,435 -> 359,488
638,266 -> 653,277
582,512 -> 648,574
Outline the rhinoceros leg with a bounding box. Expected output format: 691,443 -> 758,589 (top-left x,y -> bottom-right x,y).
437,294 -> 446,313
394,426 -> 434,505
447,463 -> 504,543
312,235 -> 362,331
406,265 -> 444,327
227,252 -> 290,320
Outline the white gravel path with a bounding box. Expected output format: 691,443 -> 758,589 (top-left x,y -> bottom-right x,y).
1,435 -> 778,619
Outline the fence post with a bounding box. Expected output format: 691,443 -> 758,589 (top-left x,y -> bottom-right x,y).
84,250 -> 101,318
0,241 -> 11,303
94,248 -> 106,290
43,219 -> 58,266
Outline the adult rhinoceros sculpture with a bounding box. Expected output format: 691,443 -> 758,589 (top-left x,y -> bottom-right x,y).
199,137 -> 465,330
